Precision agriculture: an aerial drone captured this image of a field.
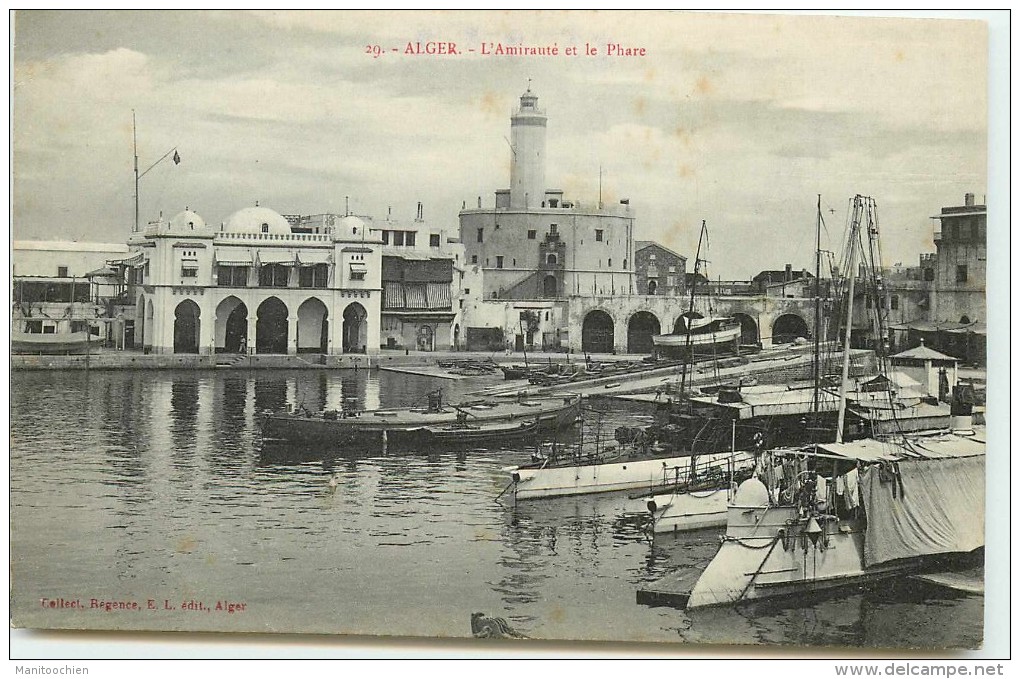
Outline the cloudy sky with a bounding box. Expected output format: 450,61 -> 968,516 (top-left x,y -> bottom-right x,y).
12,10 -> 990,278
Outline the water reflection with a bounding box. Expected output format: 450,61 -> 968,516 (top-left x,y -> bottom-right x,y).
9,369 -> 984,648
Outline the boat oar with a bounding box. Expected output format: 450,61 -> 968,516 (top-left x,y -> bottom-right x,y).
495,475 -> 518,501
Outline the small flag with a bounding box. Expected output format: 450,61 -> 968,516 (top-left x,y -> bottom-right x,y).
173,150 -> 181,165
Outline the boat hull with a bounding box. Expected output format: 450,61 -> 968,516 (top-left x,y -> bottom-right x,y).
12,331 -> 93,355
647,487 -> 732,533
260,395 -> 581,446
686,506 -> 908,609
509,449 -> 752,500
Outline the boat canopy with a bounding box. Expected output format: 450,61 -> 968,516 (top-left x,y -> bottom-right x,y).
860,453 -> 984,567
817,431 -> 985,462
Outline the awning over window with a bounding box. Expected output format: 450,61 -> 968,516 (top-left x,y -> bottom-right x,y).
108,252 -> 145,267
426,282 -> 451,309
257,250 -> 295,264
383,282 -> 405,309
297,250 -> 332,265
215,249 -> 254,266
405,283 -> 428,309
349,262 -> 368,273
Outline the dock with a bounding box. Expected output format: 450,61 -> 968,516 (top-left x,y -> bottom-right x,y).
378,364 -> 470,380
635,567 -> 703,608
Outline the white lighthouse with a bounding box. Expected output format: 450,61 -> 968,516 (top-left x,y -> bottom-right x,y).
509,86 -> 547,209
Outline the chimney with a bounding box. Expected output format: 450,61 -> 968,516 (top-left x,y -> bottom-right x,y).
964,193 -> 975,206
785,263 -> 792,282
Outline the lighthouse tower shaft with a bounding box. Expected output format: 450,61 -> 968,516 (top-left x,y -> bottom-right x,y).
509,89 -> 547,209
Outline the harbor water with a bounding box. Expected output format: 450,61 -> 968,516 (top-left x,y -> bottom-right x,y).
10,369 -> 983,648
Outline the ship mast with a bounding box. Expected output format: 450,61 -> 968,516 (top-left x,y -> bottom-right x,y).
835,196 -> 864,444
679,221 -> 708,396
812,195 -> 822,419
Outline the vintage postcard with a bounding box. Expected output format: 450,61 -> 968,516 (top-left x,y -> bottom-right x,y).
9,10 -> 1000,656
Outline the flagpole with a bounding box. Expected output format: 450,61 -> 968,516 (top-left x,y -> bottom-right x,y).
133,110 -> 139,233
132,109 -> 179,233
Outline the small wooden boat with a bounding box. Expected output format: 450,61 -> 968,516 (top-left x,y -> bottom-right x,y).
260,392 -> 581,446
416,419 -> 539,444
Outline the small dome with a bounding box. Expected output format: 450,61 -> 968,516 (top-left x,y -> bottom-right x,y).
337,215 -> 366,231
169,209 -> 206,231
732,477 -> 770,507
224,206 -> 292,235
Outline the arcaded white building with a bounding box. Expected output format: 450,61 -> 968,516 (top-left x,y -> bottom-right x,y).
125,206 -> 382,356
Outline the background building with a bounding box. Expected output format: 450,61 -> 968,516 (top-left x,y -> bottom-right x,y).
459,88 -> 636,304
12,240 -> 129,346
124,205 -> 382,356
634,241 -> 686,297
371,204 -> 464,351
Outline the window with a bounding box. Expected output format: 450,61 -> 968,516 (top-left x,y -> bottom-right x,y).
259,263 -> 290,287
546,253 -> 557,265
623,259 -> 627,269
669,266 -> 676,273
527,230 -> 536,240
299,264 -> 328,288
956,265 -> 968,283
430,234 -> 441,247
549,223 -> 558,236
393,231 -> 405,246
649,254 -> 656,262
464,288 -> 470,295
43,325 -> 56,334
959,222 -> 970,240
924,268 -> 935,282
477,228 -> 484,243
218,266 -> 249,287
181,266 -> 198,278
24,320 -> 42,333
667,275 -> 675,286
405,231 -> 416,247
595,229 -> 604,242
381,230 -> 390,245
496,256 -> 504,269
57,266 -> 68,278
608,258 -> 612,267
471,255 -> 478,264
891,295 -> 899,310
261,223 -> 270,234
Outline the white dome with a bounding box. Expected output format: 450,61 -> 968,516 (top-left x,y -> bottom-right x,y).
732,477 -> 770,506
224,206 -> 292,235
168,209 -> 206,231
337,215 -> 367,233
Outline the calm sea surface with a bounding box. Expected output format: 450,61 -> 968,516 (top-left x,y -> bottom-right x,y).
10,369 -> 983,649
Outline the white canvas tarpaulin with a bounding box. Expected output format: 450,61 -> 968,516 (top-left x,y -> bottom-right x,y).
860,455 -> 985,567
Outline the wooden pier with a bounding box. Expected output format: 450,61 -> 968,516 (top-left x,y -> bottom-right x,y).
635,568 -> 704,608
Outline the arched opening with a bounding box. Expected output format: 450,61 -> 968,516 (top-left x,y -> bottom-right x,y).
215,296 -> 248,353
173,299 -> 201,354
342,302 -> 368,354
582,310 -> 614,354
543,274 -> 557,297
672,311 -> 704,335
732,312 -> 759,345
297,297 -> 329,354
772,313 -> 809,344
647,279 -> 658,295
453,324 -> 460,350
135,295 -> 146,350
144,299 -> 155,350
959,315 -> 971,324
256,297 -> 289,354
627,311 -> 661,354
546,253 -> 558,265
416,324 -> 435,351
